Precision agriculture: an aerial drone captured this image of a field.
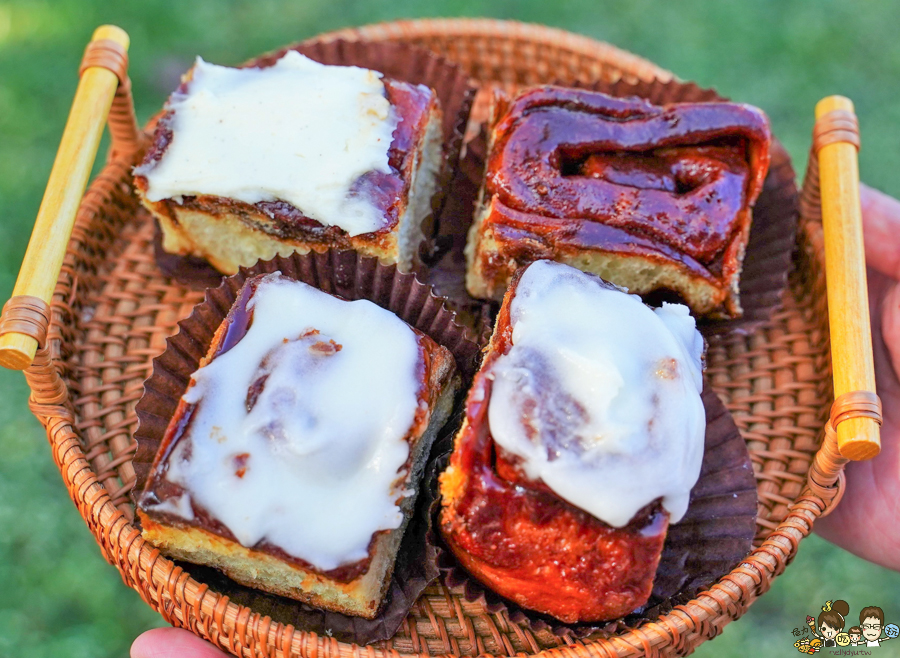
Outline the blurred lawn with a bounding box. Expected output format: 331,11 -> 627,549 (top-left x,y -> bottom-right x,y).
1,1 -> 900,657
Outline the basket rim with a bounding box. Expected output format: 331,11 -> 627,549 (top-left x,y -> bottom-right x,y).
34,17 -> 834,658
315,17 -> 675,83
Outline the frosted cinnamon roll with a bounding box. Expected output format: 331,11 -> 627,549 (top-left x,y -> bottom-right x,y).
135,51 -> 444,273
138,273 -> 458,618
441,261 -> 706,622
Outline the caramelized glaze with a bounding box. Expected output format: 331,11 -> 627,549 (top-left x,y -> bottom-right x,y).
485,87 -> 769,262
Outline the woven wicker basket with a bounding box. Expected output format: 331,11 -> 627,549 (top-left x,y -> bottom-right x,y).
0,18 -> 879,658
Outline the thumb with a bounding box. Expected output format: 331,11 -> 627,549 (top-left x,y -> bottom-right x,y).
131,627 -> 231,658
861,183 -> 900,279
882,279 -> 900,380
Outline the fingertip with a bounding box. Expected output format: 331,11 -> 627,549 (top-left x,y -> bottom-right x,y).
131,627 -> 230,658
881,281 -> 900,379
861,183 -> 900,279
129,629 -> 157,658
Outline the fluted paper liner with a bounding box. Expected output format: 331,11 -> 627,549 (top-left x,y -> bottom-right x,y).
133,250 -> 480,645
152,39 -> 476,287
428,386 -> 758,639
426,77 -> 799,336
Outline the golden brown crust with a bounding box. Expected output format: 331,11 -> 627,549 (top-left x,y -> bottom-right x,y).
137,512 -> 401,618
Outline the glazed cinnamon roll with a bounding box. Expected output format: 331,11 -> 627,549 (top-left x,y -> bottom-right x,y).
440,261 -> 706,622
135,51 -> 445,274
465,86 -> 771,318
138,273 -> 458,618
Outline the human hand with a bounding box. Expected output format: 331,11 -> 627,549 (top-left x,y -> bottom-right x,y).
131,627 -> 231,658
815,183 -> 900,571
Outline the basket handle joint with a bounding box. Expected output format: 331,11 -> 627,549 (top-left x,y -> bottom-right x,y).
807,391 -> 882,516
0,296 -> 50,352
80,32 -> 143,159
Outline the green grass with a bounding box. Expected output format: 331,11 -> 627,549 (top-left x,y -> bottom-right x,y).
2,1 -> 900,656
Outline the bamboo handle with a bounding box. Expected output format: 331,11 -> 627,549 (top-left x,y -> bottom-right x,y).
0,25 -> 129,370
817,96 -> 881,460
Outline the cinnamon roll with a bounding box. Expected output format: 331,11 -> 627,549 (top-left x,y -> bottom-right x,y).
138,273 -> 458,618
465,86 -> 771,318
135,51 -> 444,273
440,260 -> 706,622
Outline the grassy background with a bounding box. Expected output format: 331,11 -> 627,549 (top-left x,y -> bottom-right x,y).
1,1 -> 900,656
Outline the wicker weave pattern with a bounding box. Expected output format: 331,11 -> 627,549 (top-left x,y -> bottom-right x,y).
319,19 -> 673,86
24,18 -> 846,658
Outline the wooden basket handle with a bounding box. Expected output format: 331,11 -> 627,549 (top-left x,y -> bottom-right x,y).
805,96 -> 883,465
0,25 -> 138,370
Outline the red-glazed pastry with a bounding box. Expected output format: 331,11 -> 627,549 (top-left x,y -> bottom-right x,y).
440,260 -> 706,623
465,86 -> 771,318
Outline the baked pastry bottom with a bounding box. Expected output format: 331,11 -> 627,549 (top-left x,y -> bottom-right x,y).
465,196 -> 746,317
466,198 -> 750,317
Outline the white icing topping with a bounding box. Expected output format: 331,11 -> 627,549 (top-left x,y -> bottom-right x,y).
487,261 -> 705,528
137,51 -> 399,237
150,274 -> 422,570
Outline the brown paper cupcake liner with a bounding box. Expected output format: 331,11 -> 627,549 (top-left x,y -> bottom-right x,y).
426,386 -> 758,639
150,39 -> 476,288
132,249 -> 480,645
425,77 -> 799,337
